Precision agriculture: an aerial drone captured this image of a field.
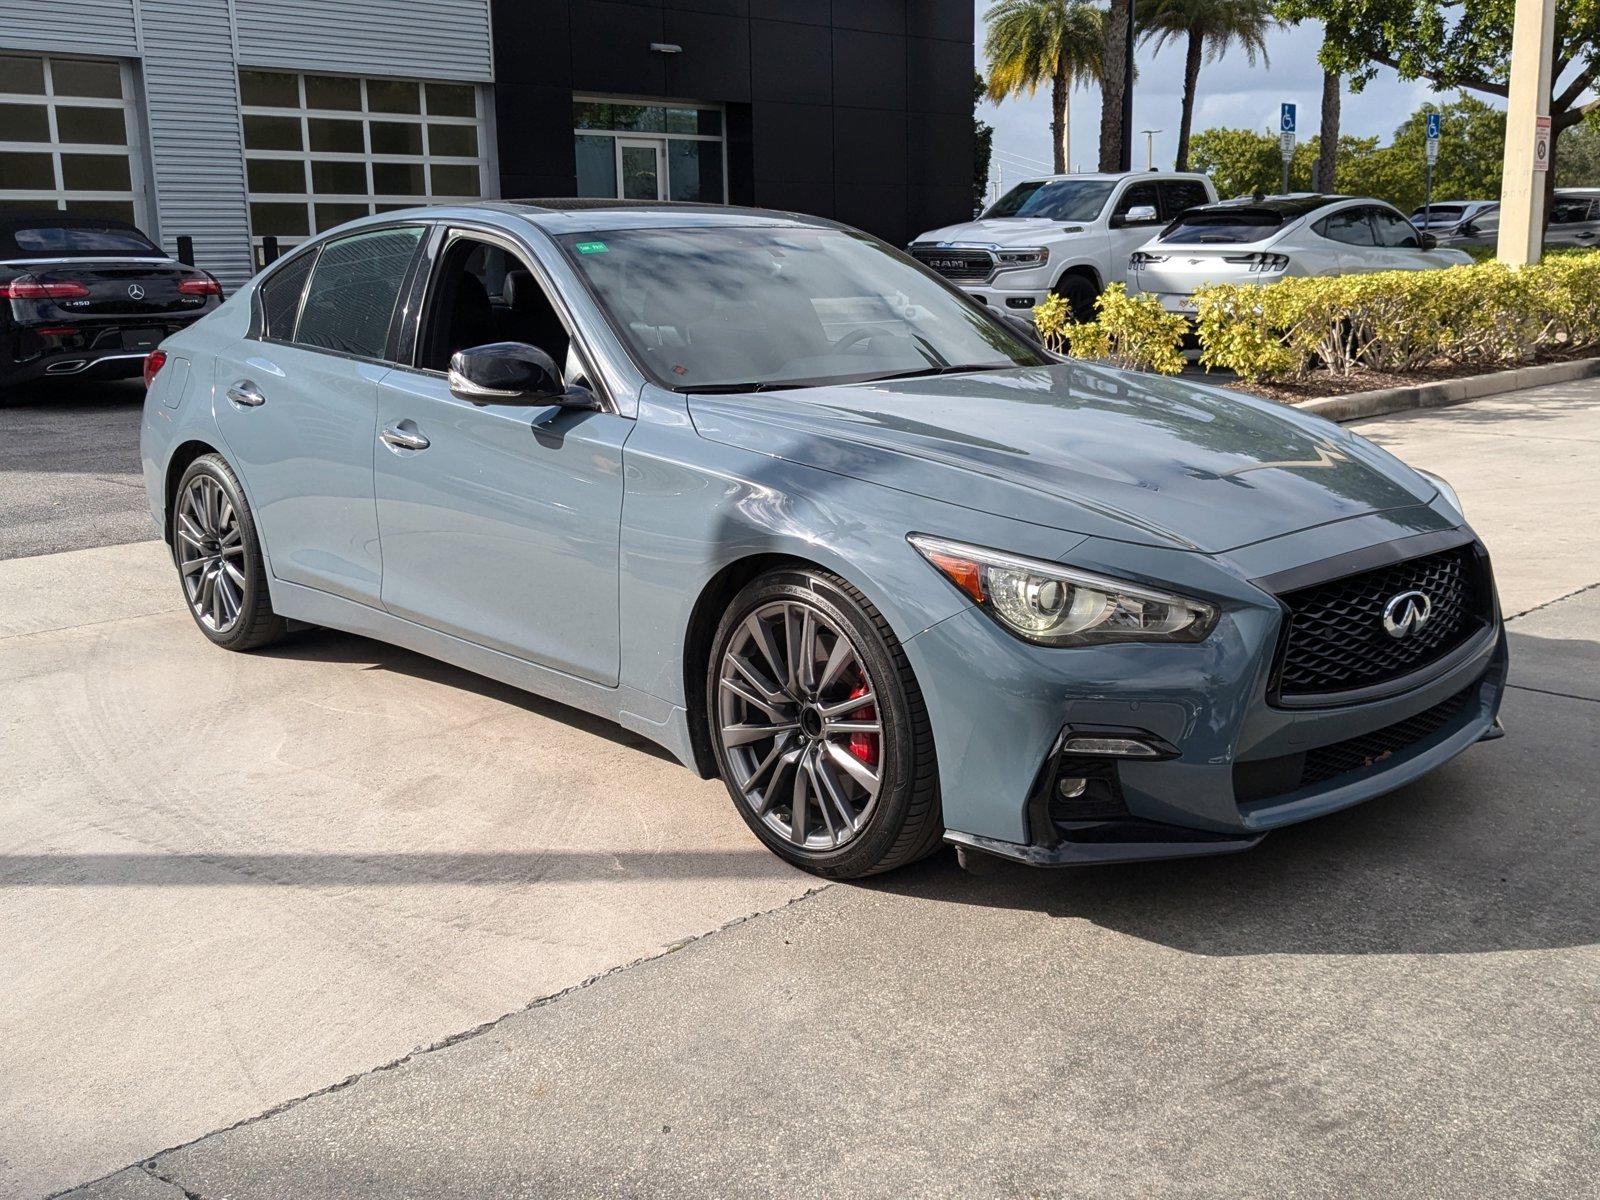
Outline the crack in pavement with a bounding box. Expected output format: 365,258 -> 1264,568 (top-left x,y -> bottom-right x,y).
48,882 -> 834,1200
1504,579 -> 1600,621
1506,682 -> 1600,705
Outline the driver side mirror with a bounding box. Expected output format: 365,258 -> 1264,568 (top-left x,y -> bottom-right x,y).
1111,204 -> 1159,228
1417,232 -> 1439,250
448,342 -> 597,409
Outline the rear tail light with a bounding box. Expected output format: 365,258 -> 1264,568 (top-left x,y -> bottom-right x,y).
0,275 -> 91,299
1222,252 -> 1290,273
178,273 -> 223,296
1128,252 -> 1169,270
143,349 -> 167,388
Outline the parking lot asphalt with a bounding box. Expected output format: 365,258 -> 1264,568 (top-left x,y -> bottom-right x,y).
0,380 -> 153,563
3,380 -> 1599,1198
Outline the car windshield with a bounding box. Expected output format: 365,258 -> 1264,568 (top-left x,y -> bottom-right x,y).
558,225 -> 1047,392
1157,210 -> 1283,244
983,179 -> 1115,222
8,224 -> 162,257
1412,206 -> 1464,224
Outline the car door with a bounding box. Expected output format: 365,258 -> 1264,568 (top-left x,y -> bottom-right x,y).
212,224 -> 425,605
1312,205 -> 1382,274
1369,206 -> 1442,271
1105,181 -> 1165,283
371,226 -> 631,686
1547,196 -> 1600,247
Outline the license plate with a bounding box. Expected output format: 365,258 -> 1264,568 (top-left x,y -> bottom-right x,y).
121,327 -> 164,350
1168,294 -> 1197,311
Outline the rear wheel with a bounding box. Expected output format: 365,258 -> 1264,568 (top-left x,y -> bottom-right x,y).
172,455 -> 287,651
1053,273 -> 1100,323
707,568 -> 942,879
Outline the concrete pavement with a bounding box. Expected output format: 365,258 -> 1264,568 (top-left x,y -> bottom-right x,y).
4,379 -> 1599,1198
0,381 -> 151,562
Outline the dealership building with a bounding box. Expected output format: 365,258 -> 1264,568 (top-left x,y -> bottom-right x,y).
1,0 -> 975,287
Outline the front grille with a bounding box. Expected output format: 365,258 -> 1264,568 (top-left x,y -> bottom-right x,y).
1233,682 -> 1479,805
1301,685 -> 1475,785
1273,545 -> 1486,700
910,247 -> 994,282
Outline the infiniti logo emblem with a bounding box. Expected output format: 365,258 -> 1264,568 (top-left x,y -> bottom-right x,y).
1382,590 -> 1433,640
127,283 -> 145,300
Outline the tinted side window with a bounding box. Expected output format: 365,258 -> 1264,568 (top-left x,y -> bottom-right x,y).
1160,181 -> 1210,219
294,226 -> 424,358
1114,182 -> 1162,221
258,250 -> 316,340
1372,208 -> 1421,248
1550,197 -> 1595,225
1316,208 -> 1377,246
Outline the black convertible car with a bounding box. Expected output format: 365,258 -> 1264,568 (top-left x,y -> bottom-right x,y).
1,213 -> 224,390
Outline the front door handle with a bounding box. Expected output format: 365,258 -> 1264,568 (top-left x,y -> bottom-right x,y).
380,423 -> 430,451
227,379 -> 265,407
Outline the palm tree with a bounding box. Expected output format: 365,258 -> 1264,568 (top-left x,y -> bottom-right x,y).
984,0 -> 1105,174
1316,65 -> 1341,192
1138,0 -> 1277,172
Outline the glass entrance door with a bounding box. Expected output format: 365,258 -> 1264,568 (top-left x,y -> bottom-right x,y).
617,138 -> 665,200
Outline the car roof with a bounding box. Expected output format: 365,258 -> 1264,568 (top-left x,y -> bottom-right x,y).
1012,171 -> 1211,184
391,198 -> 836,234
1197,194 -> 1351,219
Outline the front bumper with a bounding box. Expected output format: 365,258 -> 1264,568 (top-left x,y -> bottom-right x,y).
905,522 -> 1507,867
953,279 -> 1052,313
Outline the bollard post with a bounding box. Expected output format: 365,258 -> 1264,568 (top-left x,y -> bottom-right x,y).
176,235 -> 194,265
262,235 -> 280,266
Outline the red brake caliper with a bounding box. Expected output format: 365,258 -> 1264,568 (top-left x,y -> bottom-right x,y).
846,679 -> 879,767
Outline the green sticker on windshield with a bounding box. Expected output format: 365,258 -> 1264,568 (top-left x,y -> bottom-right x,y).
574,240 -> 609,255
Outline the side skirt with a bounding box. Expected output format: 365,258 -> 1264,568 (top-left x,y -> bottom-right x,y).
269,578 -> 699,769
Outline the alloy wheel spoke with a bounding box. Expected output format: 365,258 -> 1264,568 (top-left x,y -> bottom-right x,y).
817,690 -> 874,719
782,604 -> 807,695
742,613 -> 789,697
220,558 -> 247,589
719,674 -> 787,720
811,751 -> 860,836
824,740 -> 881,798
789,747 -> 811,844
814,634 -> 855,697
721,719 -> 797,747
743,733 -> 794,806
180,555 -> 207,577
804,752 -> 840,845
728,652 -> 786,705
823,719 -> 881,736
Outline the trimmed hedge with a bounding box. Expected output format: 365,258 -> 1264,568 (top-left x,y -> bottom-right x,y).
1034,251 -> 1600,385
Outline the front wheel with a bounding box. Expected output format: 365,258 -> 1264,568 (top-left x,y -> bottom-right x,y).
707,568 -> 942,879
1053,273 -> 1100,323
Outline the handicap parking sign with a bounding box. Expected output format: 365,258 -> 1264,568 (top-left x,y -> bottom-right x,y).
1426,113 -> 1441,140
1281,103 -> 1296,133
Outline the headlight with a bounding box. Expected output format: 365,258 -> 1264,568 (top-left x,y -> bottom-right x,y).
908,534 -> 1218,647
995,247 -> 1049,270
1416,468 -> 1464,517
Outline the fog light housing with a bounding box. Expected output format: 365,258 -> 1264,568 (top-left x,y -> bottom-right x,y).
1006,296 -> 1035,309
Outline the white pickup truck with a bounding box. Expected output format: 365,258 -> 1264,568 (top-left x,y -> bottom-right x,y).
909,171 -> 1217,321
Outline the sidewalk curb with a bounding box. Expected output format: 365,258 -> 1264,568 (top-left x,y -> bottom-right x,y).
1296,357 -> 1600,423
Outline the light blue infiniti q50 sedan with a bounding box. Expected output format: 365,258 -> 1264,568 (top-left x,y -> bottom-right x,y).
140,201 -> 1506,878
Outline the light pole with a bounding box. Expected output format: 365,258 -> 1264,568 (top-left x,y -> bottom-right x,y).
1140,129 -> 1162,170
1497,0 -> 1557,265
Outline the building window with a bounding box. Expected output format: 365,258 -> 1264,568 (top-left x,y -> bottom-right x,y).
239,69 -> 488,266
0,53 -> 143,228
573,97 -> 725,203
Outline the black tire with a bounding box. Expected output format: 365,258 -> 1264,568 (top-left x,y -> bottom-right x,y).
1053,272 -> 1100,323
706,567 -> 942,879
171,454 -> 288,651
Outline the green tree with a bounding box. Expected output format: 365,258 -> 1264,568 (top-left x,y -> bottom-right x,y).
984,0 -> 1105,174
1275,0 -> 1600,187
1555,112 -> 1600,187
1363,95 -> 1507,213
974,74 -> 995,212
1137,0 -> 1277,171
1189,126 -> 1282,196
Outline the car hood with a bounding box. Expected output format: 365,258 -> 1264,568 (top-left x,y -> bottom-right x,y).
914,218 -> 1083,248
686,362 -> 1435,554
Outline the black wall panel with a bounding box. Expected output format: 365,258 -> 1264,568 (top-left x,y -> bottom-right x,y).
490,0 -> 975,243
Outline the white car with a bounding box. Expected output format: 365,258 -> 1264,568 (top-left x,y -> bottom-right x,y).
909,172 -> 1217,321
1126,194 -> 1473,314
1411,199 -> 1497,233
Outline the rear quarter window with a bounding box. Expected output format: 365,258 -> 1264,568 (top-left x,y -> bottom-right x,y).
257,250 -> 316,341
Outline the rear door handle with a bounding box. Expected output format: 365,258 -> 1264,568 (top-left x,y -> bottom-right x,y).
380,423 -> 430,451
227,379 -> 265,407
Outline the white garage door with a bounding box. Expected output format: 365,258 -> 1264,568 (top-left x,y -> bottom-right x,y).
0,53 -> 148,230
239,69 -> 489,267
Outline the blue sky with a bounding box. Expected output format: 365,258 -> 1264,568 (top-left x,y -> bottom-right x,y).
973,12 -> 1464,188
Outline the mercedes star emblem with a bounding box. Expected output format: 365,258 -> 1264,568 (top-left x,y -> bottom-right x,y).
127,283 -> 145,300
1382,590 -> 1433,640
